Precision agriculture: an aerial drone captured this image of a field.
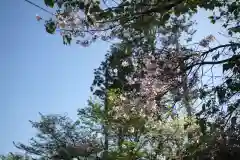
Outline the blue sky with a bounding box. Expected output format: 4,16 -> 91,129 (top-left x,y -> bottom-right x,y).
0,0 -> 228,154
0,0 -> 109,154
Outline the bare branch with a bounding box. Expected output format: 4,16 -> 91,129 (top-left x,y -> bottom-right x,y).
186,55 -> 240,70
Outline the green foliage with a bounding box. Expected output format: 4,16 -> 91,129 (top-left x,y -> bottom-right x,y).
44,0 -> 54,8
108,141 -> 147,160
223,61 -> 236,72
45,20 -> 56,34
0,154 -> 28,160
229,26 -> 240,33
63,35 -> 72,45
14,113 -> 102,159
39,0 -> 239,46
14,0 -> 240,159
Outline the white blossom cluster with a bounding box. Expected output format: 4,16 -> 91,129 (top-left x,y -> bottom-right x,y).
56,10 -> 83,30
137,53 -> 183,114
108,50 -> 186,128
38,0 -> 116,46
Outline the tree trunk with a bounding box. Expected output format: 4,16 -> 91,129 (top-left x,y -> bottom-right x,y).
103,66 -> 109,159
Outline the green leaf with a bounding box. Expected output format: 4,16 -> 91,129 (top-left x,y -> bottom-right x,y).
199,88 -> 207,99
216,86 -> 226,103
223,62 -> 235,72
202,104 -> 206,111
87,15 -> 94,25
212,53 -> 220,60
44,0 -> 54,8
211,19 -> 216,24
226,78 -> 233,86
227,105 -> 236,113
229,82 -> 240,92
231,116 -> 237,126
162,13 -> 170,22
199,118 -> 206,135
230,44 -> 238,52
79,2 -> 85,10
209,16 -> 216,24
228,2 -> 238,13
206,100 -> 211,107
45,21 -> 56,34
63,35 -> 72,45
56,0 -> 63,8
229,26 -> 240,33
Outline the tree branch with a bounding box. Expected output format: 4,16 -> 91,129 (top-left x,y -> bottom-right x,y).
202,43 -> 240,55
186,55 -> 240,70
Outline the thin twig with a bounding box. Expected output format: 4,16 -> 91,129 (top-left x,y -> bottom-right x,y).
24,0 -> 55,16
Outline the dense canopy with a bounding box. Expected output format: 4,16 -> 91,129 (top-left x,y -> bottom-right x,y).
1,0 -> 240,159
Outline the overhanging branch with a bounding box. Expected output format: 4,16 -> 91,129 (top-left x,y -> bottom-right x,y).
186,55 -> 240,70
202,43 -> 240,55
185,43 -> 240,70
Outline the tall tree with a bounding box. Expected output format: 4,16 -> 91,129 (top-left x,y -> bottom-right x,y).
0,153 -> 30,160
21,0 -> 240,159
13,113 -> 102,160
